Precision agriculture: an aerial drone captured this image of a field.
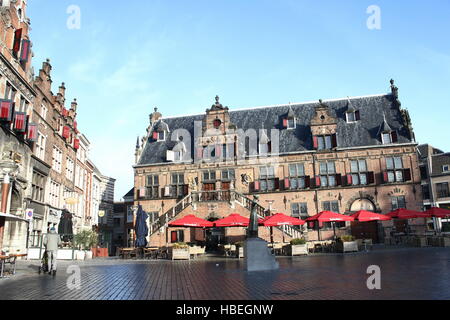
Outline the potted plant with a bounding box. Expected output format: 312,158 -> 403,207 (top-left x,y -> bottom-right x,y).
336,235 -> 358,253
172,242 -> 190,260
74,230 -> 98,260
290,238 -> 308,256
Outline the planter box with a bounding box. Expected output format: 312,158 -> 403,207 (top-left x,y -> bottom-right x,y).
337,241 -> 358,253
92,248 -> 109,258
238,247 -> 244,259
172,248 -> 190,260
290,244 -> 308,256
57,249 -> 75,260
76,250 -> 86,261
412,237 -> 427,247
440,237 -> 450,247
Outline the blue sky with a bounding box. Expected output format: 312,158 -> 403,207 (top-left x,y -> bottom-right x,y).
27,0 -> 450,200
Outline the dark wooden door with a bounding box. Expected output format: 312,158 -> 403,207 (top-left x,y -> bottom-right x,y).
221,182 -> 231,201
203,183 -> 216,201
351,221 -> 379,243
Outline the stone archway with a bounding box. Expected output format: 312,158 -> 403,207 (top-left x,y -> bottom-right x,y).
346,193 -> 381,213
346,193 -> 383,243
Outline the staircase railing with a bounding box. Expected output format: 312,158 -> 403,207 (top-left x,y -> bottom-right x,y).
149,194 -> 193,236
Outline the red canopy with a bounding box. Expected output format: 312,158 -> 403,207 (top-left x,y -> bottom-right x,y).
424,207 -> 450,219
351,210 -> 392,222
214,214 -> 250,227
260,213 -> 305,227
169,215 -> 214,228
305,211 -> 355,223
386,209 -> 428,220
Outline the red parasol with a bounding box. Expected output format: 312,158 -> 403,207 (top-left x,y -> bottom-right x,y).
168,215 -> 214,228
351,210 -> 392,222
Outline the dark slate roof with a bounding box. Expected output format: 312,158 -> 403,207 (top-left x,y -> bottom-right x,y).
417,144 -> 444,159
124,188 -> 134,198
431,153 -> 450,176
138,94 -> 414,165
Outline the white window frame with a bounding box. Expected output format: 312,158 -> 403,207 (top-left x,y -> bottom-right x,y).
287,118 -> 296,130
52,146 -> 62,173
35,132 -> 46,161
346,112 -> 357,123
443,165 -> 450,173
157,131 -> 166,142
40,103 -> 48,120
382,132 -> 393,145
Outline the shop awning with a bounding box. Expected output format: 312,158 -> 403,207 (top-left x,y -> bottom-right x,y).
0,213 -> 28,222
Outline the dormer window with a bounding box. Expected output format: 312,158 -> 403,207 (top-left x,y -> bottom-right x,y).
152,120 -> 169,142
381,131 -> 398,145
313,134 -> 337,150
443,165 -> 450,173
153,131 -> 165,141
346,110 -> 360,123
283,107 -> 296,129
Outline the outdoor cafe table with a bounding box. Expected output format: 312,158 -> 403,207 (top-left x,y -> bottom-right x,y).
0,254 -> 26,278
144,247 -> 159,259
0,256 -> 7,278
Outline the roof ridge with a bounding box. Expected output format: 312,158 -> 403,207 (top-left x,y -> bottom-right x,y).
161,93 -> 390,120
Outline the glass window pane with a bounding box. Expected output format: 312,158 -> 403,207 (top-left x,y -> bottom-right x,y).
321,176 -> 328,187
352,174 -> 359,186
394,157 -> 403,169
297,164 -> 305,176
328,162 -> 336,174
386,158 -> 394,170
347,112 -> 356,122
318,137 -> 325,150
323,202 -> 331,211
360,174 -> 368,185
320,163 -> 327,175
268,167 -> 275,177
351,161 -> 358,173
289,165 -> 296,177
291,178 -> 298,189
328,175 -> 336,187
396,170 -> 404,182
211,171 -> 216,180
298,178 -> 305,189
331,202 -> 339,213
359,160 -> 367,172
383,133 -> 392,144
260,180 -> 267,191
325,136 -> 332,149
260,167 -> 267,178
268,179 -> 275,190
388,171 -> 395,183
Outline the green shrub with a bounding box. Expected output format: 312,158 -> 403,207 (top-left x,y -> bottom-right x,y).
340,235 -> 355,242
173,242 -> 189,249
74,230 -> 98,250
290,238 -> 306,245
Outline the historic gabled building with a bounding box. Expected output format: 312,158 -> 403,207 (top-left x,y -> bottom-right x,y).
134,80 -> 424,248
0,0 -> 37,252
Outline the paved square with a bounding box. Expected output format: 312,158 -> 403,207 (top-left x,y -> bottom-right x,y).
1,247 -> 449,300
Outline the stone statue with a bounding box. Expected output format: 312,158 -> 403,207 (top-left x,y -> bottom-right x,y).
248,195 -> 260,238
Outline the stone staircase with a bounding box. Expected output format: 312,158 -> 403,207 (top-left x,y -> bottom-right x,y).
147,190 -> 303,240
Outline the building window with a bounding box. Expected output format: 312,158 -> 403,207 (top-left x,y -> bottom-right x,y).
66,157 -> 74,181
436,183 -> 450,199
4,82 -> 17,101
52,146 -> 62,173
323,201 -> 340,213
382,131 -> 398,145
350,160 -> 368,186
203,170 -> 216,182
291,203 -> 308,219
422,185 -> 430,200
443,165 -> 450,173
18,95 -> 29,113
40,103 -> 48,120
386,157 -> 404,183
171,173 -> 186,198
49,180 -> 61,208
35,132 -> 46,161
419,166 -> 428,180
391,196 -> 406,210
158,131 -> 165,141
287,118 -> 296,129
259,166 -> 276,192
314,134 -> 337,151
221,169 -> 235,181
171,230 -> 184,243
32,171 -> 45,203
319,161 -> 337,187
146,175 -> 160,199
346,111 -> 360,123
288,163 -> 306,190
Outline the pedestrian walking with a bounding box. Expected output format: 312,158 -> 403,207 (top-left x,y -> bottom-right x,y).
43,227 -> 61,275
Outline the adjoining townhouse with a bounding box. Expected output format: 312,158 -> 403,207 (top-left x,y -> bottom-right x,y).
0,1 -> 37,252
134,80 -> 424,249
111,188 -> 135,254
96,170 -> 116,255
418,144 -> 450,232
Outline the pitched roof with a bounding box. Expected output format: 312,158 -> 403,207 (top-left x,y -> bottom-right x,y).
138,94 -> 414,166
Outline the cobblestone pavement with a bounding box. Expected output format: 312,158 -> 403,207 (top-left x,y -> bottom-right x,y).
0,247 -> 449,300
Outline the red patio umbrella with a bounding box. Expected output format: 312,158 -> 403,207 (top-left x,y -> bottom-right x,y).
260,213 -> 305,244
424,207 -> 450,219
169,215 -> 214,228
306,211 -> 355,240
260,213 -> 306,227
386,209 -> 428,220
214,214 -> 250,227
351,210 -> 392,222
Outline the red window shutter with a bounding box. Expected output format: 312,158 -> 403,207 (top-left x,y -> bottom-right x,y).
383,172 -> 389,183
313,136 -> 319,149
347,174 -> 353,186
152,131 -> 159,140
0,100 -> 13,122
62,126 -> 70,139
74,139 -> 80,150
391,131 -> 398,143
171,231 -> 178,243
283,119 -> 288,128
284,178 -> 290,190
403,169 -> 412,182
315,176 -> 321,188
183,185 -> 189,196
74,121 -> 78,130
335,174 -> 342,186
254,181 -> 260,191
355,110 -> 361,121
331,134 -> 337,148
13,112 -> 26,132
19,39 -> 30,63
368,172 -> 375,184
13,29 -> 22,54
27,123 -> 38,142
305,176 -> 311,188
